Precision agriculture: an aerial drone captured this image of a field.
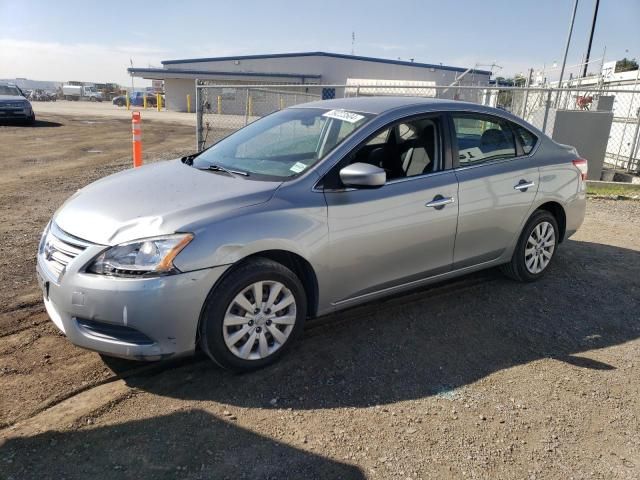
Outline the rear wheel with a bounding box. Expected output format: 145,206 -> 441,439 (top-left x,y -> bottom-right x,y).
200,258 -> 306,371
501,210 -> 559,282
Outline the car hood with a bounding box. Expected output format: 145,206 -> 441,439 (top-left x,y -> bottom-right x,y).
0,94 -> 26,102
54,159 -> 280,245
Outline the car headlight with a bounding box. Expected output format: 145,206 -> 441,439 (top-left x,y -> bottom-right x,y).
87,233 -> 193,277
38,222 -> 51,254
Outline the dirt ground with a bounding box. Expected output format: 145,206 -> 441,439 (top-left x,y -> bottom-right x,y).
0,109 -> 639,479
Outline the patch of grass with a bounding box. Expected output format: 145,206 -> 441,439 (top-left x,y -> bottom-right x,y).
587,182 -> 640,198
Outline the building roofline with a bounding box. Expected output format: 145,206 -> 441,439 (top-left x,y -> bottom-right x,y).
160,51 -> 492,75
128,67 -> 322,79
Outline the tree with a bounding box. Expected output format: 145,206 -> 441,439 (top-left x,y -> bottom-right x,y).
513,74 -> 527,87
615,58 -> 639,73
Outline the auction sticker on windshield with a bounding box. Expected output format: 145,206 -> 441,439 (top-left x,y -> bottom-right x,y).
322,109 -> 365,123
289,162 -> 307,173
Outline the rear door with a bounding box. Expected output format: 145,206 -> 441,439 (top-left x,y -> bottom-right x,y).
449,112 -> 539,269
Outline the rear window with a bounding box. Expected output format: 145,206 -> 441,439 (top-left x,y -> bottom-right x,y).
452,114 -> 516,166
512,123 -> 538,154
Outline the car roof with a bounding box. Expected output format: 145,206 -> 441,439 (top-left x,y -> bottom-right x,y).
295,96 -> 473,115
292,95 -> 542,134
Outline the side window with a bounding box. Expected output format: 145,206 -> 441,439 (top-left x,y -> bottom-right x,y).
512,123 -> 538,154
364,129 -> 390,146
336,120 -> 359,143
321,116 -> 442,190
452,115 -> 516,166
353,117 -> 441,181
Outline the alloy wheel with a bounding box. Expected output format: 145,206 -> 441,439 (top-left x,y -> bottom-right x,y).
524,221 -> 556,274
222,281 -> 297,360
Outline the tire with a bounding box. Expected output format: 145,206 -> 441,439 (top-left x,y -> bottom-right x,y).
200,258 -> 307,371
24,114 -> 35,126
501,209 -> 559,282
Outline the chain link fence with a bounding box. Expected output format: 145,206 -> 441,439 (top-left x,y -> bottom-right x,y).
196,81 -> 640,173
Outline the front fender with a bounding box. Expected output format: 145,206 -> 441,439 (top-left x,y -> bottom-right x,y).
172,196 -> 328,273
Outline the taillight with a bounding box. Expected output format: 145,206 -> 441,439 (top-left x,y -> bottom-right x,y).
573,158 -> 588,180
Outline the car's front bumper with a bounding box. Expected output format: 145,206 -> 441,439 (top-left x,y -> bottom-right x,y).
37,251 -> 228,361
0,107 -> 32,120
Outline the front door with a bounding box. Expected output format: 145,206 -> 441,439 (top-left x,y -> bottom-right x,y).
322,114 -> 459,306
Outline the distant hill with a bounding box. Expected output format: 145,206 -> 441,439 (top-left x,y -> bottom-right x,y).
1,78 -> 63,92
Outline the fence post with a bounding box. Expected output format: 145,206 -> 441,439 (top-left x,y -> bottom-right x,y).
541,89 -> 553,134
244,88 -> 250,125
521,69 -> 533,119
355,86 -> 360,97
195,82 -> 202,151
628,108 -> 640,172
156,93 -> 161,112
143,95 -> 147,110
217,95 -> 222,114
187,94 -> 191,113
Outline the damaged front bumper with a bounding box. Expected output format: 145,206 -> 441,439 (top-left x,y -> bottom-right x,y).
36,250 -> 228,361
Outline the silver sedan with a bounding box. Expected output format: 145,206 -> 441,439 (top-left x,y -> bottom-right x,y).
37,97 -> 587,371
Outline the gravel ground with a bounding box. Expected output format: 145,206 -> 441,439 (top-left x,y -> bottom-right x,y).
0,110 -> 639,479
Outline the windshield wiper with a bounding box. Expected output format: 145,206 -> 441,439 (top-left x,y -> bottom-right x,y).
206,164 -> 249,177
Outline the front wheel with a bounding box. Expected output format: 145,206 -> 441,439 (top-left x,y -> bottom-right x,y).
200,258 -> 307,371
501,210 -> 559,282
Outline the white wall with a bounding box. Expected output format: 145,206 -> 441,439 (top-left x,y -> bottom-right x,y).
163,54 -> 490,87
161,55 -> 491,111
165,78 -> 195,112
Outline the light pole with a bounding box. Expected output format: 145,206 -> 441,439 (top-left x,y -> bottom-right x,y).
558,0 -> 579,90
582,0 -> 600,77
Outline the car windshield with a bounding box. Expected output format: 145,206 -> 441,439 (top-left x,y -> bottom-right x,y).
193,107 -> 373,180
0,85 -> 21,96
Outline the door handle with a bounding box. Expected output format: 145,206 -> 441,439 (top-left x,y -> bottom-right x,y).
426,195 -> 455,209
514,180 -> 535,191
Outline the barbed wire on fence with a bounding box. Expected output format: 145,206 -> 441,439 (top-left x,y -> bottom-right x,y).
195,81 -> 640,172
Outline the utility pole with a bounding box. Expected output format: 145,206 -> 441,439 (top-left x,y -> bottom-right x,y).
582,0 -> 600,77
558,0 -> 579,90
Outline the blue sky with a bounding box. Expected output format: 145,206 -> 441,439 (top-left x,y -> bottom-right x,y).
1,0 -> 638,85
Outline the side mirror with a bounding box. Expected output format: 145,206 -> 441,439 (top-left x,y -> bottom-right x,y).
339,162 -> 386,188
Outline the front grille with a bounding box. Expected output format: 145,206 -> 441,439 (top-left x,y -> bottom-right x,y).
0,102 -> 25,109
40,223 -> 93,282
76,318 -> 154,345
